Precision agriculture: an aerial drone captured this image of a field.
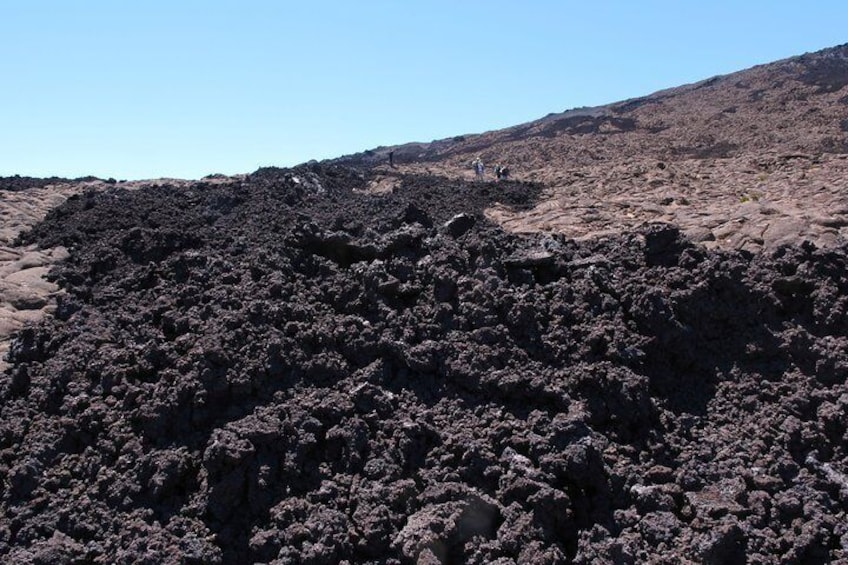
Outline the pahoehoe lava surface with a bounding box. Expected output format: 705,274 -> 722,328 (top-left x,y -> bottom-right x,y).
1,164 -> 847,563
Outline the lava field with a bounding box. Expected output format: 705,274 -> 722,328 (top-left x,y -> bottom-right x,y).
1,164 -> 847,563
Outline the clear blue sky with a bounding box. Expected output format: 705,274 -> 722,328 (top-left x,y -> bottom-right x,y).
1,1 -> 845,180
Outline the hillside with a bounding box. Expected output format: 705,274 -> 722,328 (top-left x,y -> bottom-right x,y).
340,44 -> 848,253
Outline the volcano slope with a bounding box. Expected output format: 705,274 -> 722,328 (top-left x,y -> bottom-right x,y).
340,44 -> 848,254
1,164 -> 847,564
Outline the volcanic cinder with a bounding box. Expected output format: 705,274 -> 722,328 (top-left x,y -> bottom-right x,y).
1,45 -> 847,564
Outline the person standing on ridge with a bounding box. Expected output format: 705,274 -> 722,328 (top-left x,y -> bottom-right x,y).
389,150 -> 395,168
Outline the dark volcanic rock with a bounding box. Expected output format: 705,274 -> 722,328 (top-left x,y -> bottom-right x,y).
1,164 -> 847,563
0,175 -> 100,192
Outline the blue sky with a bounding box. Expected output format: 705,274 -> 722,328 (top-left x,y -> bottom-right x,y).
1,1 -> 846,180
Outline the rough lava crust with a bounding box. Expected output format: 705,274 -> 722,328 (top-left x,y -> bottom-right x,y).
1,163 -> 846,563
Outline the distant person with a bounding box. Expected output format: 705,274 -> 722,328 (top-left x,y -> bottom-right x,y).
495,165 -> 502,180
473,157 -> 484,180
389,150 -> 395,168
500,165 -> 510,179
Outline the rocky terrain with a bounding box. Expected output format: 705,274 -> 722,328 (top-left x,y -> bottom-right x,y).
0,44 -> 847,564
343,44 -> 848,254
0,176 -> 101,373
0,176 -> 242,373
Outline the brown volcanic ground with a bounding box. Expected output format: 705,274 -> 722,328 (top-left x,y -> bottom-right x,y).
0,46 -> 847,564
342,44 -> 848,254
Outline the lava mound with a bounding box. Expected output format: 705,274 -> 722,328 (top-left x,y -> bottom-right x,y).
0,175 -> 105,192
1,164 -> 847,563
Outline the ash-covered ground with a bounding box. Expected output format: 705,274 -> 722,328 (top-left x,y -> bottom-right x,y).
1,164 -> 847,564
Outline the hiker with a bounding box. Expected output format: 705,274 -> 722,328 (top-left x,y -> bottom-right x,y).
389,150 -> 395,167
495,165 -> 502,180
472,157 -> 484,180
